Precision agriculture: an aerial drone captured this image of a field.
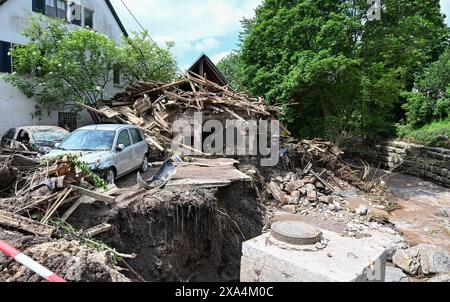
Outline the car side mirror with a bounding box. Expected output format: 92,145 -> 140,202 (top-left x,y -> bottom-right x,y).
54,143 -> 60,148
117,144 -> 125,152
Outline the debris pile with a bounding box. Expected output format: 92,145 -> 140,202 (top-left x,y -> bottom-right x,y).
81,73 -> 282,154
0,152 -> 138,282
0,228 -> 130,282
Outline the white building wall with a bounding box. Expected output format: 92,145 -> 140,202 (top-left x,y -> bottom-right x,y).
0,0 -> 126,134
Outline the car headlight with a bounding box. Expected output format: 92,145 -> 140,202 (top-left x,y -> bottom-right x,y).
88,163 -> 99,171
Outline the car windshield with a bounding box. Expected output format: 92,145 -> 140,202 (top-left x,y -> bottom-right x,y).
32,129 -> 69,144
58,130 -> 115,151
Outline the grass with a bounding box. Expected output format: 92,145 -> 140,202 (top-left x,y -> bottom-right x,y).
398,119 -> 450,148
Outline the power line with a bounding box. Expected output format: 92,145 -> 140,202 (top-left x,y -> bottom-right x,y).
118,0 -> 185,75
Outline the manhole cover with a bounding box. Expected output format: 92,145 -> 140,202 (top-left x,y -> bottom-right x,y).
270,221 -> 322,245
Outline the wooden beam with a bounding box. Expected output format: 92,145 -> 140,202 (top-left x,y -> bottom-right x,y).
69,185 -> 116,204
84,223 -> 112,237
0,210 -> 55,237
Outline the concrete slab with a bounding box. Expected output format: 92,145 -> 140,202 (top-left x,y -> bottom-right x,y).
240,229 -> 390,282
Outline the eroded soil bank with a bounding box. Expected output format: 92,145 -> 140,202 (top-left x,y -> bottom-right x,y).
66,181 -> 264,282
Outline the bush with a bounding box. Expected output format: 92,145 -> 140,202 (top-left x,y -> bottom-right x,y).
397,119 -> 450,148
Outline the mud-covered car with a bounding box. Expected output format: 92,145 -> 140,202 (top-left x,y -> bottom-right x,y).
45,124 -> 149,184
0,126 -> 70,154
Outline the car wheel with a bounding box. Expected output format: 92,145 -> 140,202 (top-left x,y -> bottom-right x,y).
140,155 -> 149,173
105,168 -> 115,185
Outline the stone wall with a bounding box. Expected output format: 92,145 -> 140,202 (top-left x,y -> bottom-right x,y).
348,141 -> 450,188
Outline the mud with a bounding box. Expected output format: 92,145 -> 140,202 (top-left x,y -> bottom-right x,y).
0,228 -> 129,282
66,181 -> 264,282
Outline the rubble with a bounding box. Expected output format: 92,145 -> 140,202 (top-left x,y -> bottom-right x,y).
393,244 -> 450,275
427,273 -> 450,282
80,72 -> 282,154
385,266 -> 409,282
0,228 -> 129,282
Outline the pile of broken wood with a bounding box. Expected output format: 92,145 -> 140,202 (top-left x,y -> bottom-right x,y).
81,72 -> 282,154
0,154 -> 116,239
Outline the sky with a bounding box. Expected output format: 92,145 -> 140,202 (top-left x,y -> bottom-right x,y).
109,0 -> 450,71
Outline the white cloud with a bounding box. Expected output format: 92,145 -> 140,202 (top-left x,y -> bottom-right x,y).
110,0 -> 262,57
194,38 -> 220,52
211,51 -> 233,64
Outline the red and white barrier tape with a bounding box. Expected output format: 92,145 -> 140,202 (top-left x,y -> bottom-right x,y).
0,240 -> 67,282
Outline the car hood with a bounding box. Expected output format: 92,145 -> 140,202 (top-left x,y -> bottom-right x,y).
44,150 -> 112,165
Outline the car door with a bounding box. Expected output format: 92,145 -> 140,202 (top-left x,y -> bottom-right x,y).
115,129 -> 134,176
129,128 -> 147,168
12,129 -> 32,150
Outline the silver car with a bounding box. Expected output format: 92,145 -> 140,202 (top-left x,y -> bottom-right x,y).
45,124 -> 149,184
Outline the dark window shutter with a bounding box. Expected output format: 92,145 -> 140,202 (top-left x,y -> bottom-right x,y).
32,0 -> 45,13
0,41 -> 12,73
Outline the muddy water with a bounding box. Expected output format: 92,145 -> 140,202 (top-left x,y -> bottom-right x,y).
385,174 -> 450,251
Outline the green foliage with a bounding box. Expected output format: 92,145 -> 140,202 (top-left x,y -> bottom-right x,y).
217,52 -> 246,92
4,15 -> 119,116
233,0 -> 449,144
70,156 -> 108,191
403,48 -> 450,127
4,15 -> 177,118
397,119 -> 450,148
52,219 -> 123,265
119,31 -> 176,84
48,154 -> 108,191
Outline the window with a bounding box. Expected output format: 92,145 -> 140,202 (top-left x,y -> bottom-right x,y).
58,112 -> 77,131
32,0 -> 45,14
84,8 -> 94,28
117,130 -> 131,148
0,40 -> 12,73
69,2 -> 81,25
45,0 -> 66,20
113,65 -> 121,85
129,129 -> 143,144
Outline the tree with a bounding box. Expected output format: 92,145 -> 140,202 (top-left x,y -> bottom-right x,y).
5,15 -> 119,120
236,0 -> 449,143
403,47 -> 450,127
358,0 -> 449,133
217,52 -> 245,92
217,17 -> 257,93
240,0 -> 364,142
119,31 -> 176,84
4,15 -> 177,121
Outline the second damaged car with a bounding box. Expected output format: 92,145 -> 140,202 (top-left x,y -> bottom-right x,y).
0,126 -> 70,154
45,124 -> 149,184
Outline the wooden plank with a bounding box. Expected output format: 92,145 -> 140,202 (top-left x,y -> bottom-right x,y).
42,188 -> 73,224
69,185 -> 116,204
133,96 -> 152,116
219,105 -> 249,124
0,210 -> 55,237
84,223 -> 112,237
167,179 -> 232,188
61,199 -> 83,222
131,79 -> 189,98
98,106 -> 119,119
14,192 -> 60,214
310,170 -> 334,192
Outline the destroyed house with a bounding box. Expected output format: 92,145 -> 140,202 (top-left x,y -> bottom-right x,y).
86,72 -> 281,157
